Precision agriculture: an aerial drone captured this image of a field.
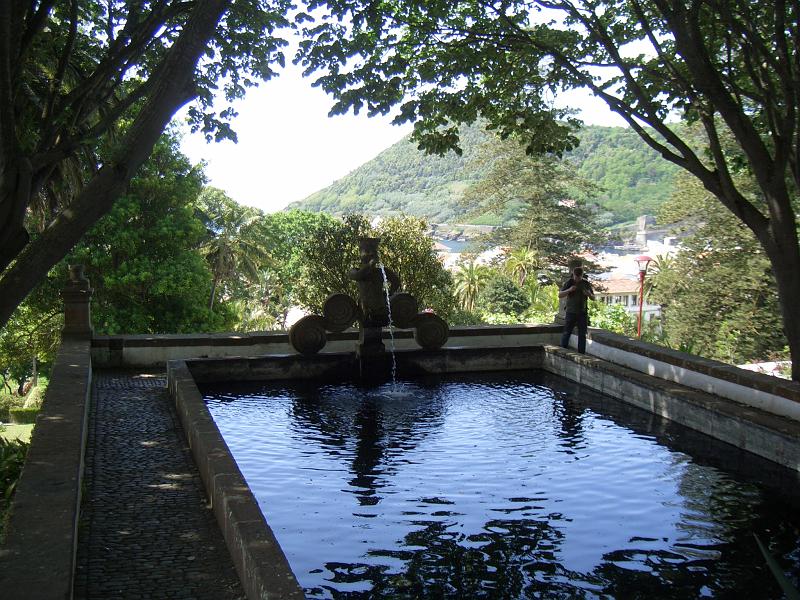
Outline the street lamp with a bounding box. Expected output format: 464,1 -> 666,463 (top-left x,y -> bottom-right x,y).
635,255 -> 652,338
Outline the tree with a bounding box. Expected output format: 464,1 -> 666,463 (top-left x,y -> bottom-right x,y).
0,279 -> 62,388
463,137 -> 606,281
298,1 -> 800,379
68,133 -> 231,334
453,260 -> 492,313
478,273 -> 530,318
649,174 -> 785,365
0,129 -> 227,387
373,215 -> 456,318
243,210 -> 338,329
644,254 -> 676,299
294,213 -> 456,318
293,213 -> 367,312
195,188 -> 270,311
503,247 -> 541,287
588,301 -> 637,339
463,136 -> 605,274
525,283 -> 560,323
0,0 -> 292,330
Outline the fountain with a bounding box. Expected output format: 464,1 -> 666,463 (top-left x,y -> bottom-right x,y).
161,238 -> 800,599
288,237 -> 449,376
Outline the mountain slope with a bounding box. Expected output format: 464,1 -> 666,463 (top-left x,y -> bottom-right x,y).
289,124 -> 681,224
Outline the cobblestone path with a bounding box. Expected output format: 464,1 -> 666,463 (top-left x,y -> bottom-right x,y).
74,371 -> 245,600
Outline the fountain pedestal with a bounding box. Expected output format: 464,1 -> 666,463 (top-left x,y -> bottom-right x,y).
358,326 -> 385,357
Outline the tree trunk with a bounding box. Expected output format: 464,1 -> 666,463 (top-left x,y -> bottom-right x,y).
764,242 -> 800,382
209,276 -> 218,311
1,374 -> 11,395
0,0 -> 232,330
0,158 -> 31,272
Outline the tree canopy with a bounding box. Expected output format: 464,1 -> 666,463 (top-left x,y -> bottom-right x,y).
650,173 -> 786,365
298,0 -> 800,379
0,0 -> 292,329
0,129 -> 231,389
294,213 -> 456,319
69,133 -> 231,334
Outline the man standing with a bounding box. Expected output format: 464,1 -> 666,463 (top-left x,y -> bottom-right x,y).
559,266 -> 595,353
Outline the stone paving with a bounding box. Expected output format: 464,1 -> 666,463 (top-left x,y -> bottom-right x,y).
73,370 -> 245,600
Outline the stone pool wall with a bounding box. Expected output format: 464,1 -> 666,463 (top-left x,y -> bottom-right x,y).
168,362 -> 305,600
4,322 -> 800,600
0,337 -> 92,600
168,338 -> 800,599
544,344 -> 800,471
91,324 -> 564,367
94,326 -> 800,423
585,330 -> 800,421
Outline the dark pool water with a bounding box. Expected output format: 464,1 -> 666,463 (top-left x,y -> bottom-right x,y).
203,371 -> 800,599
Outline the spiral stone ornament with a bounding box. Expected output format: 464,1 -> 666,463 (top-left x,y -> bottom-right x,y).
323,293 -> 359,332
389,293 -> 418,329
413,312 -> 449,350
289,315 -> 328,355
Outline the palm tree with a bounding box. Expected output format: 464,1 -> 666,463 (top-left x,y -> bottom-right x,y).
503,247 -> 540,286
527,283 -> 560,317
645,253 -> 675,299
454,260 -> 491,312
196,189 -> 271,311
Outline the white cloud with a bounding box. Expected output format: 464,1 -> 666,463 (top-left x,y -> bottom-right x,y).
179,61 -> 412,213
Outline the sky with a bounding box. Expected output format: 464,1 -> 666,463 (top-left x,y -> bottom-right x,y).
179,60 -> 626,215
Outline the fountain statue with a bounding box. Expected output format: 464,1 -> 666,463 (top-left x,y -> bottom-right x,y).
289,237 -> 449,358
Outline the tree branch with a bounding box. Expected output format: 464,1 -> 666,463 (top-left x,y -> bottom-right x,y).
39,0 -> 79,147
0,0 -> 233,329
656,1 -> 781,196
700,113 -> 769,234
17,0 -> 56,68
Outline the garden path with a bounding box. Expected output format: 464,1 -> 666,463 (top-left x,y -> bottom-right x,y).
73,370 -> 244,600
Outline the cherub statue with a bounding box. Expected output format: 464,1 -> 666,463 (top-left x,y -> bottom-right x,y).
348,237 -> 400,327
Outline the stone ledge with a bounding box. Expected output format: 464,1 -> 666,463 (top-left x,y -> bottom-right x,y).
185,346 -> 545,383
0,338 -> 92,600
167,360 -> 304,600
543,345 -> 800,471
589,329 -> 800,403
94,324 -> 562,348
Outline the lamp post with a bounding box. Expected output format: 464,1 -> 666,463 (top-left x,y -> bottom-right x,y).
634,255 -> 652,338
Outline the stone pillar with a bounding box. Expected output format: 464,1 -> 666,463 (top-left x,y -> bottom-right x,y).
357,326 -> 385,358
61,264 -> 94,338
554,298 -> 567,324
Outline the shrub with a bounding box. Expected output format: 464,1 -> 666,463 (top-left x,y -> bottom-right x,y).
9,407 -> 39,425
0,394 -> 22,423
478,275 -> 530,316
1,437 -> 28,538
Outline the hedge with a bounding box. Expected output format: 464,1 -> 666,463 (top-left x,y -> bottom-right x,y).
9,407 -> 39,425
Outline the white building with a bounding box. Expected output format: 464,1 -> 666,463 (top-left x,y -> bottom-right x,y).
594,277 -> 660,322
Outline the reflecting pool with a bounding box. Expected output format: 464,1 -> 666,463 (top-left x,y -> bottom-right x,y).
203,371 -> 800,599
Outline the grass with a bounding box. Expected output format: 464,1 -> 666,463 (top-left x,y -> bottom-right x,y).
0,424 -> 34,443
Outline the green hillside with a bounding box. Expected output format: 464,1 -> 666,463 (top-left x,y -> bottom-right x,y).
569,126 -> 682,222
289,124 -> 681,224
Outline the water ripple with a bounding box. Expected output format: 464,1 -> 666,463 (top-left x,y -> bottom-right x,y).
204,371 -> 800,599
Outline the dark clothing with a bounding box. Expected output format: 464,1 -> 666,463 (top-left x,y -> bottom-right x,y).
560,278 -> 594,314
561,310 -> 589,353
560,277 -> 593,353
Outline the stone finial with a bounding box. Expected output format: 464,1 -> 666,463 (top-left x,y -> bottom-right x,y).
61,264 -> 94,338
